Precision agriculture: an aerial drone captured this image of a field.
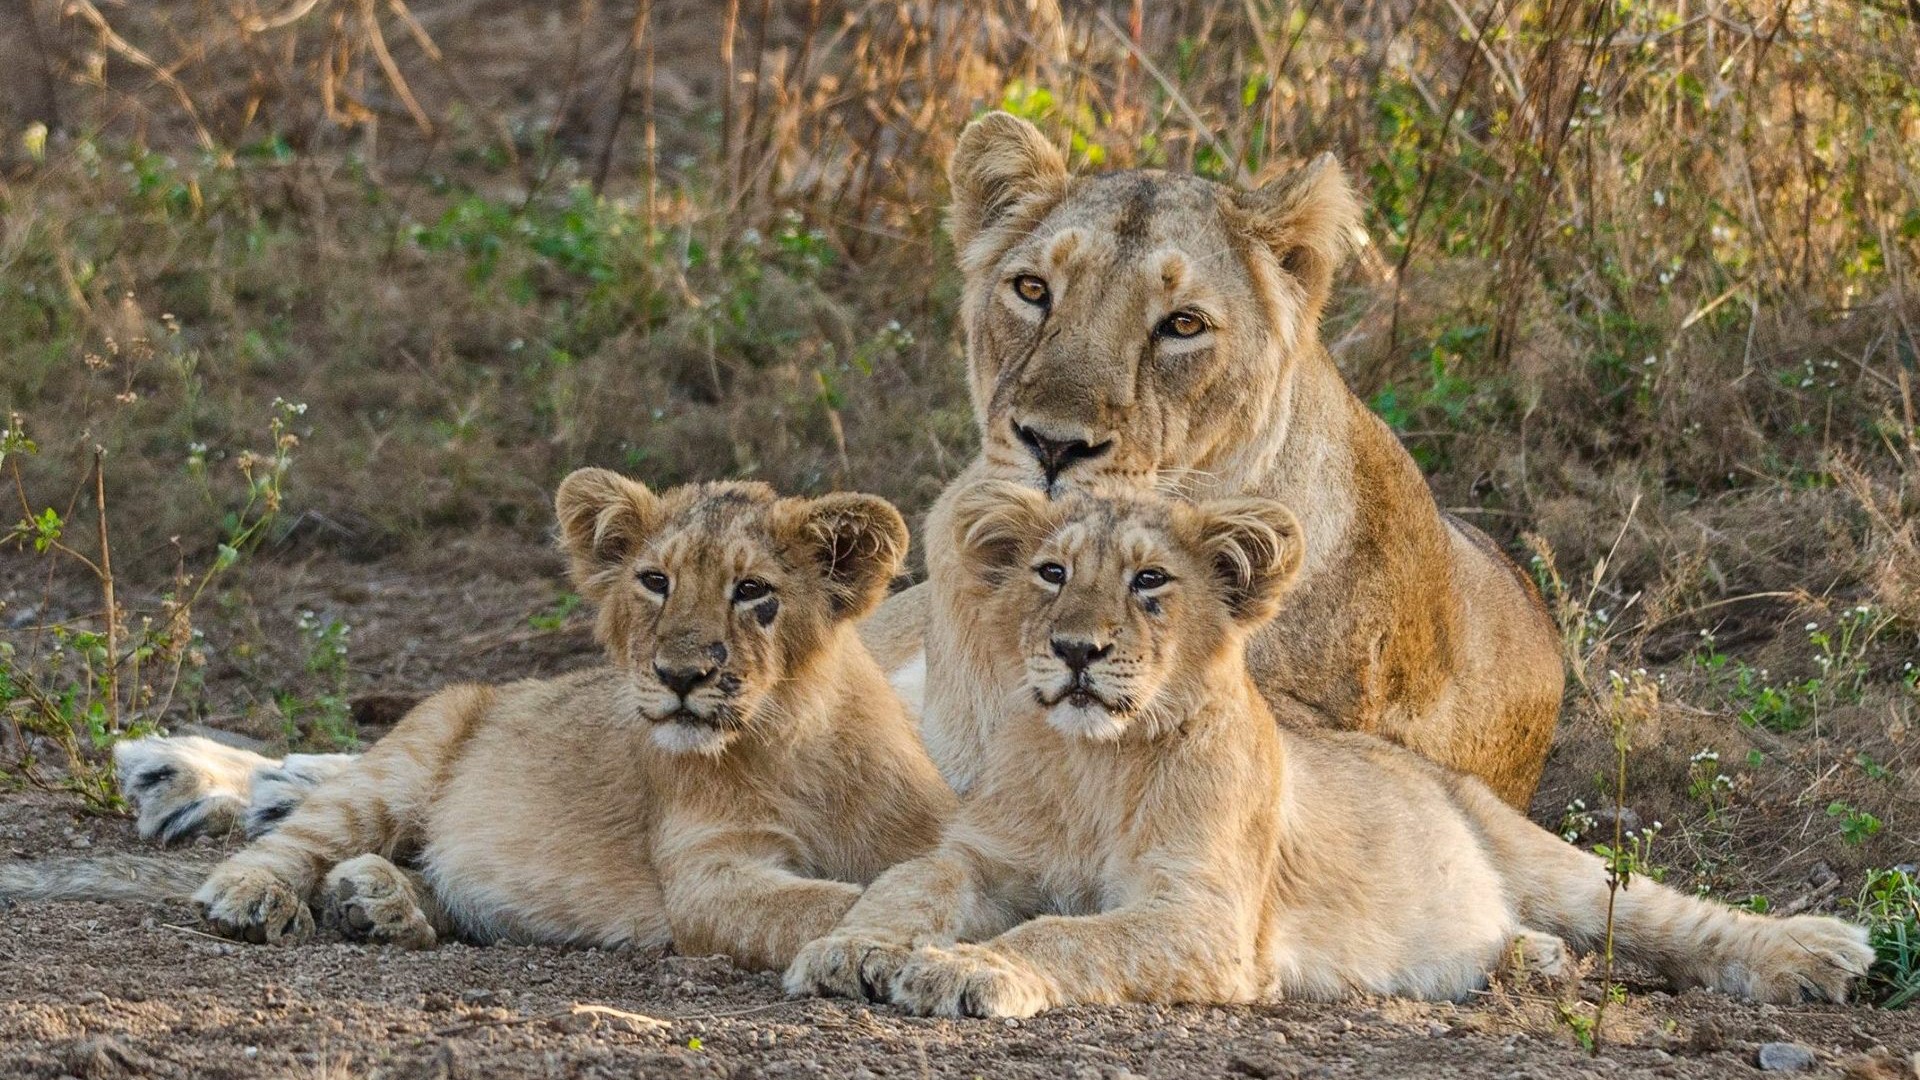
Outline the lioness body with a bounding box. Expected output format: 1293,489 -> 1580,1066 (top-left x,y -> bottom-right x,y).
893,113 -> 1561,806
25,474 -> 954,968
789,487 -> 1870,1016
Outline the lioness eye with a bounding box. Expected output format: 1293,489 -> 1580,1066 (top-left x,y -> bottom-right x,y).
637,570 -> 670,595
1012,274 -> 1051,307
733,578 -> 772,602
1035,562 -> 1068,585
1132,568 -> 1170,591
1155,311 -> 1207,339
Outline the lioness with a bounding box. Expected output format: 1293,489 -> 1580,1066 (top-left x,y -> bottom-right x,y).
787,483 -> 1871,1016
3,471 -> 955,967
874,112 -> 1562,807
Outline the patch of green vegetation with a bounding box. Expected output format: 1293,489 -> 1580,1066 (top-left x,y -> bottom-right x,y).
1854,868 -> 1920,1007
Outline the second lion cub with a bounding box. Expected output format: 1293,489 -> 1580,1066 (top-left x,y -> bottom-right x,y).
787,483 -> 1872,1015
191,470 -> 954,966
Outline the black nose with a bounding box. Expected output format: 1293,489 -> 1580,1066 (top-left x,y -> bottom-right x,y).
1050,637 -> 1112,672
1014,422 -> 1110,483
654,663 -> 718,698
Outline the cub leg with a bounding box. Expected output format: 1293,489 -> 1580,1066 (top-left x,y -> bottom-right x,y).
655,817 -> 864,972
889,889 -> 1258,1019
321,854 -> 446,950
197,686 -> 492,945
783,842 -> 1027,1003
1466,783 -> 1873,1003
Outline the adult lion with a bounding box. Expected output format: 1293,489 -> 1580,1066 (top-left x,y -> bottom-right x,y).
866,112 -> 1562,808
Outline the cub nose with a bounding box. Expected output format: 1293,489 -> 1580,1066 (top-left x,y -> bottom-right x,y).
1013,421 -> 1110,483
653,662 -> 718,698
1050,637 -> 1113,673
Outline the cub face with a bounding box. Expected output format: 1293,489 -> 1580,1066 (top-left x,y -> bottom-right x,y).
555,469 -> 908,755
946,111 -> 1362,492
947,480 -> 1303,741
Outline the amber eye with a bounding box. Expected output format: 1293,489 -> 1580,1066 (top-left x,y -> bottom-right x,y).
1156,310 -> 1207,339
733,578 -> 772,602
1035,562 -> 1068,585
637,570 -> 670,595
1131,568 -> 1170,591
1012,275 -> 1051,307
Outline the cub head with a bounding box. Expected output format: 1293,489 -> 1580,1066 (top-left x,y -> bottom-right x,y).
948,111 -> 1362,492
555,468 -> 908,755
949,480 -> 1303,742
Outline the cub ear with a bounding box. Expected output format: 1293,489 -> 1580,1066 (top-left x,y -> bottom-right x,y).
1188,497 -> 1304,626
947,479 -> 1052,585
789,493 -> 910,621
555,468 -> 664,596
948,111 -> 1069,254
1230,153 -> 1363,320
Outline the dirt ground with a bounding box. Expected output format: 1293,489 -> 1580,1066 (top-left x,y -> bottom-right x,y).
3,787 -> 1918,1080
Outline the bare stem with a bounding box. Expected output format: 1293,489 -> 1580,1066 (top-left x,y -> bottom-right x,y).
93,449 -> 119,735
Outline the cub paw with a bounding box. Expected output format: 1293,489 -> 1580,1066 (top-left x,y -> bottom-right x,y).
783,935 -> 912,1001
890,943 -> 1050,1019
1500,929 -> 1574,986
193,863 -> 314,945
114,736 -> 260,845
321,855 -> 437,950
1731,915 -> 1874,1004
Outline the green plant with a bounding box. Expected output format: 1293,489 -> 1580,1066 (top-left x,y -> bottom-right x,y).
529,592 -> 583,633
1,396 -> 301,808
275,609 -> 356,750
1828,802 -> 1884,847
1686,748 -> 1732,822
1854,868 -> 1920,1008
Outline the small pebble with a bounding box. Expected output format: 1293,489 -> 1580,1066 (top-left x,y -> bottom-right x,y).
1756,1042 -> 1817,1072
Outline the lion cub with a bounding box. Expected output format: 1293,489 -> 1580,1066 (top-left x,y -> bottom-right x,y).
786,483 -> 1873,1015
32,471 -> 955,967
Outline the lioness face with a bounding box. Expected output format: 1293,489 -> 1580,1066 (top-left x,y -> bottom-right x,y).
554,470 -> 908,755
946,112 -> 1361,494
949,481 -> 1303,742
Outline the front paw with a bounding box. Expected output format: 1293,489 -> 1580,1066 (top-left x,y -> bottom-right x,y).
783,935 -> 912,1001
322,855 -> 437,950
194,862 -> 314,945
890,943 -> 1050,1019
1731,915 -> 1874,1004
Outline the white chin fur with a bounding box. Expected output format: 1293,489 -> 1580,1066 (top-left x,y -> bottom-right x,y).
1045,701 -> 1128,742
649,721 -> 734,756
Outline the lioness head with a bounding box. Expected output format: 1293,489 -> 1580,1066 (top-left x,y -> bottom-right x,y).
555,468 -> 908,755
948,480 -> 1303,741
947,112 -> 1362,492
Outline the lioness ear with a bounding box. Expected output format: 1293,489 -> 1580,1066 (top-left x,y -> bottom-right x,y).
1189,498 -> 1304,626
948,111 -> 1069,254
1231,153 -> 1362,319
555,468 -> 664,596
789,493 -> 909,621
947,479 -> 1051,585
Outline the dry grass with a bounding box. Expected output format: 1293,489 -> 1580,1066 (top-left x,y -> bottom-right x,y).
1,0 -> 1917,998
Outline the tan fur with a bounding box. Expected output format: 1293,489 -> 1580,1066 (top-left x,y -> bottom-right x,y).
786,485 -> 1871,1016
189,471 -> 955,965
884,111 -> 1562,807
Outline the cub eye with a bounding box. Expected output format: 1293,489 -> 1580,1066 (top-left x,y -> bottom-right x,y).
1155,310 -> 1207,339
1131,568 -> 1171,591
1035,562 -> 1068,585
1012,274 -> 1051,307
637,570 -> 670,596
733,578 -> 772,603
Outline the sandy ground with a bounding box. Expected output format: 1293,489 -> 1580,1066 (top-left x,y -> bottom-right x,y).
2,787 -> 1916,1080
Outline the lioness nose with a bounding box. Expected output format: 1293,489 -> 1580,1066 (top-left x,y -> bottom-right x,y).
1014,421 -> 1110,483
1050,637 -> 1112,672
654,662 -> 718,697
